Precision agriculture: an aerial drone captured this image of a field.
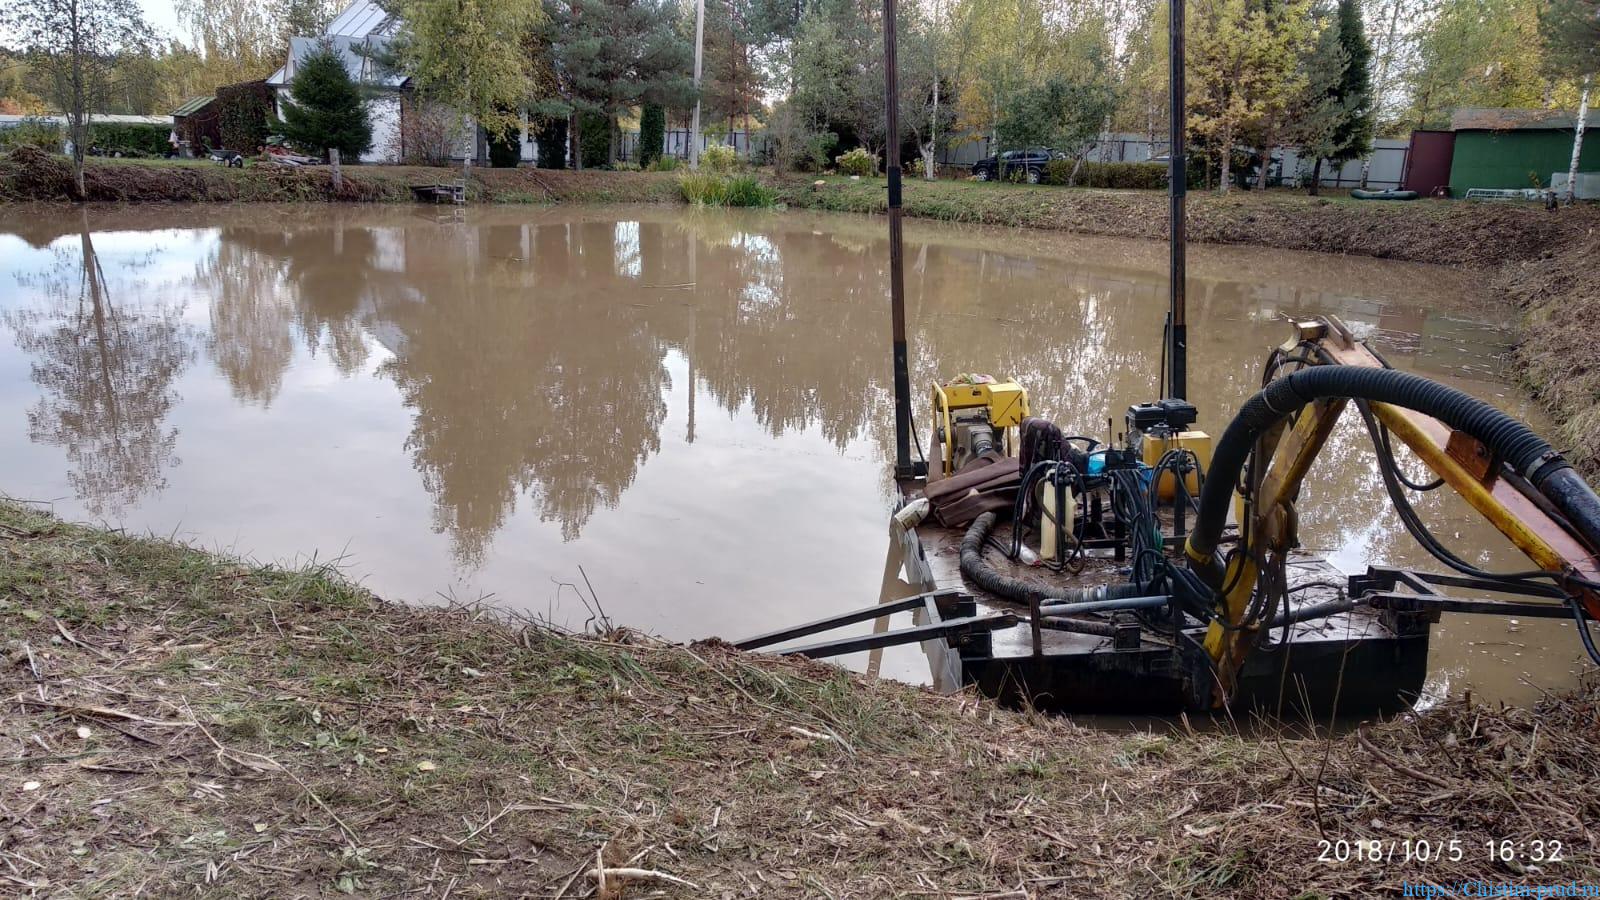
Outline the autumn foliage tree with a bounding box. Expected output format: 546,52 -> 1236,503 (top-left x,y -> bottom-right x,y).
0,0 -> 152,198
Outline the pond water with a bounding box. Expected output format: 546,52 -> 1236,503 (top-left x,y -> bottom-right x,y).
0,203 -> 1585,705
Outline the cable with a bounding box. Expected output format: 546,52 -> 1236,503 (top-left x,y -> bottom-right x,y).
1570,597 -> 1600,667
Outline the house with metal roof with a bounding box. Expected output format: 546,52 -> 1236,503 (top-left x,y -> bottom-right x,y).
1447,107 -> 1597,198
267,0 -> 539,165
266,0 -> 408,163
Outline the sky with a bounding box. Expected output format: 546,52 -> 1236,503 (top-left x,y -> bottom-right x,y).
139,0 -> 188,44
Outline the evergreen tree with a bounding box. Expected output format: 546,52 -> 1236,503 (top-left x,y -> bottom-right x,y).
277,44 -> 373,159
542,0 -> 693,168
638,103 -> 665,165
1327,0 -> 1374,165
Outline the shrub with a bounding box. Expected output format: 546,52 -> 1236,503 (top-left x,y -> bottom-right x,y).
612,160 -> 641,171
638,103 -> 665,167
700,142 -> 738,173
217,81 -> 273,152
0,118 -> 63,152
90,122 -> 170,157
395,98 -> 458,166
680,172 -> 725,204
720,175 -> 773,207
679,172 -> 773,207
1042,159 -> 1167,189
647,155 -> 681,172
835,147 -> 877,176
578,112 -> 610,168
534,116 -> 567,169
486,116 -> 520,168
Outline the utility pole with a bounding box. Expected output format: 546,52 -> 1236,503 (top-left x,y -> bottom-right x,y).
690,0 -> 705,170
1167,0 -> 1187,401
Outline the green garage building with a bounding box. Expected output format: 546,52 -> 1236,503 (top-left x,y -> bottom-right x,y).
1449,107 -> 1598,196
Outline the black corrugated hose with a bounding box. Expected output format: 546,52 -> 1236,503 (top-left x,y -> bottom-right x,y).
1186,365 -> 1600,665
1188,366 -> 1600,575
961,511 -> 1161,607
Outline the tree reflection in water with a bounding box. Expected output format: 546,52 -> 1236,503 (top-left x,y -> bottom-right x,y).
183,207 -> 1521,573
4,212 -> 194,515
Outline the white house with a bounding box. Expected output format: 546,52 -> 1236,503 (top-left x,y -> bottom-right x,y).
266,0 -> 544,165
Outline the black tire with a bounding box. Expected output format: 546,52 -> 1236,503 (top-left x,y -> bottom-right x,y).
1025,167 -> 1041,184
975,168 -> 991,182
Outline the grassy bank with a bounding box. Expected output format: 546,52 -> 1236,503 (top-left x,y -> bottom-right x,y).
774,175 -> 1600,270
0,147 -> 681,205
3,499 -> 1598,897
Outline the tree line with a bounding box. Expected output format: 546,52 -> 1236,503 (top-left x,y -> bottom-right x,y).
2,0 -> 1595,186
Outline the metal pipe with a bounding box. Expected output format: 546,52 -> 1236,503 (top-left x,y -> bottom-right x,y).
1167,0 -> 1187,401
882,0 -> 914,478
1038,594 -> 1171,617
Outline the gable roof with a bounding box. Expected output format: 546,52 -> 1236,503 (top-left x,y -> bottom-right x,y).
267,0 -> 402,88
172,95 -> 215,118
325,0 -> 395,38
268,35 -> 407,89
1450,107 -> 1591,132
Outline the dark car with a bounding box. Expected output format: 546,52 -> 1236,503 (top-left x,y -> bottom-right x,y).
971,148 -> 1065,183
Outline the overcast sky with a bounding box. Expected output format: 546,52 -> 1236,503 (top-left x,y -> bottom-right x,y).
139,0 -> 187,44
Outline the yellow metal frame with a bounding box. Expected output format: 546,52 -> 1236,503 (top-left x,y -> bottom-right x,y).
931,379 -> 1030,476
1201,317 -> 1600,704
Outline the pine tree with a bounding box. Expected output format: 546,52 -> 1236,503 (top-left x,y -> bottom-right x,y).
1327,0 -> 1374,165
277,44 -> 373,160
542,0 -> 692,168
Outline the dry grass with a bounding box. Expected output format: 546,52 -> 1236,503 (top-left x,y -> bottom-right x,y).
3,499 -> 1600,898
1500,231 -> 1600,481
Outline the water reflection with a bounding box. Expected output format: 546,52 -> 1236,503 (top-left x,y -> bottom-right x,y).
0,204 -> 1572,702
3,212 -> 194,515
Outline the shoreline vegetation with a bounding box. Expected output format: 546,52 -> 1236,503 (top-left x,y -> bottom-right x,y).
3,499 -> 1599,896
3,148 -> 1593,482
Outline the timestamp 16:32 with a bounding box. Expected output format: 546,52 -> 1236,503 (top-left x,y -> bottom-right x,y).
1318,839 -> 1565,864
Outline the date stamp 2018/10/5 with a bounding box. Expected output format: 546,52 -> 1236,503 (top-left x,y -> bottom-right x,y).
1318,838 -> 1566,865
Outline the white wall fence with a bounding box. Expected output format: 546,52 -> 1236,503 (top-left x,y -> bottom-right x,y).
938,132 -> 1411,189
619,129 -> 770,162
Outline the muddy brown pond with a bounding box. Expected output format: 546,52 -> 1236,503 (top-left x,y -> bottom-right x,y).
0,204 -> 1586,706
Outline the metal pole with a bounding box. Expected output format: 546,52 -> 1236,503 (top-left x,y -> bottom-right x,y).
690,0 -> 705,170
1167,0 -> 1187,401
883,0 -> 915,478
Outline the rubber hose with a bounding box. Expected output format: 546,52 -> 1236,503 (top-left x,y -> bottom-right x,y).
1265,597 -> 1359,629
961,512 -> 1158,606
1189,366 -> 1599,566
1038,616 -> 1118,637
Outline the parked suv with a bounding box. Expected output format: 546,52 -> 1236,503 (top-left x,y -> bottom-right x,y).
971,148 -> 1065,183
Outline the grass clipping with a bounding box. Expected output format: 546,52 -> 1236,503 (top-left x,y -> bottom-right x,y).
3,499 -> 1599,897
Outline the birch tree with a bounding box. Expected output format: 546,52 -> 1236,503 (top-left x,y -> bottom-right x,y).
385,0 -> 544,190
1540,0 -> 1598,203
0,0 -> 152,199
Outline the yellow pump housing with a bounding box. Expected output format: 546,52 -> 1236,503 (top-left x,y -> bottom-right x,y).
931,378 -> 1029,476
1140,430 -> 1213,500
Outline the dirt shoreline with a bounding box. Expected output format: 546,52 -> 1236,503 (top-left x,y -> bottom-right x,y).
2,148 -> 1595,477
3,499 -> 1598,897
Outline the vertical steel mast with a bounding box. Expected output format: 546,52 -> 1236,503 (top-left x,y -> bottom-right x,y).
883,0 -> 916,478
1167,0 -> 1188,400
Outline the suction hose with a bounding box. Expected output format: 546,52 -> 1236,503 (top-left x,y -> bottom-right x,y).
961,511 -> 1160,606
1187,366 -> 1600,580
